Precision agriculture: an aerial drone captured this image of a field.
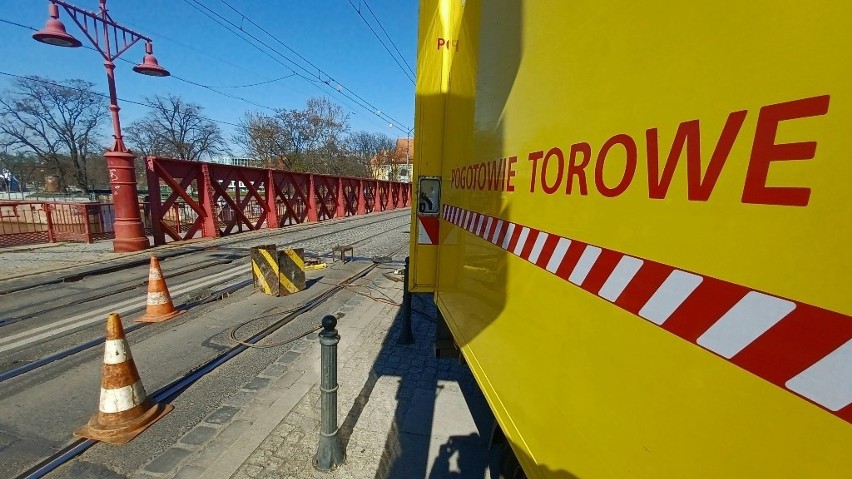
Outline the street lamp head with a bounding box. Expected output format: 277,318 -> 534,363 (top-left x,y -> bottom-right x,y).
32,3 -> 82,48
133,42 -> 170,77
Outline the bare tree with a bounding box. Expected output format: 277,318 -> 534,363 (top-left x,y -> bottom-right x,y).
235,98 -> 407,179
275,108 -> 310,170
126,95 -> 227,161
345,131 -> 394,178
236,97 -> 360,174
234,111 -> 288,169
0,76 -> 106,190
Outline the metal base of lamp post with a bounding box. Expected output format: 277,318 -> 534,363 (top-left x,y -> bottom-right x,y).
105,149 -> 149,253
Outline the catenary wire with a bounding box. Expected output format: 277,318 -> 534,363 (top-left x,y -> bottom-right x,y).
214,0 -> 412,132
0,17 -> 284,115
345,0 -> 415,83
362,1 -> 416,78
196,0 -> 409,130
0,70 -> 241,128
179,0 -> 373,118
1,13 -> 410,135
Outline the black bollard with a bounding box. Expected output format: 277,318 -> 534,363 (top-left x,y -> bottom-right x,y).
397,257 -> 414,344
314,315 -> 345,471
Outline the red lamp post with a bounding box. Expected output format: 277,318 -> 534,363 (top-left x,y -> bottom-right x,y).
33,0 -> 170,252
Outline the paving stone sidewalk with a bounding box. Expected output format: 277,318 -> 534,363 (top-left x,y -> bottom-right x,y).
132,273 -> 495,479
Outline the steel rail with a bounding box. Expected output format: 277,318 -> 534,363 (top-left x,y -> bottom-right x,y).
0,259 -> 235,328
0,215 -> 409,380
0,277 -> 251,384
14,245 -> 405,479
0,209 -> 408,296
0,268 -> 248,354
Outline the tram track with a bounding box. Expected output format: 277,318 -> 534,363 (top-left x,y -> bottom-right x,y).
0,258 -> 238,328
0,221 -> 406,383
0,276 -> 251,384
13,241 -> 407,479
0,209 -> 408,311
0,267 -> 249,356
0,211 -> 408,357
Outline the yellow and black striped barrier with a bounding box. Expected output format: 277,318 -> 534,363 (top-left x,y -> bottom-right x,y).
251,245 -> 308,296
251,245 -> 280,296
278,248 -> 306,295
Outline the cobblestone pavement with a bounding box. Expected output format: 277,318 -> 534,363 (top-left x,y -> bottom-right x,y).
130,274 -> 495,479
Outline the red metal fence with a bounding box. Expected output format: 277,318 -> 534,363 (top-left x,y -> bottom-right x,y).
0,201 -> 121,248
0,158 -> 411,249
146,157 -> 410,246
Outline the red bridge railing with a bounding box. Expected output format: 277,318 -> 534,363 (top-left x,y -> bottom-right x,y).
0,201 -> 126,248
145,156 -> 411,246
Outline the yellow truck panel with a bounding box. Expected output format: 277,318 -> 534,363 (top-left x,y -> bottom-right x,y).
413,1 -> 852,477
409,0 -> 464,291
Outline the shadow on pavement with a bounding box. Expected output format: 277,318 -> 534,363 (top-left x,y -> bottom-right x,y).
334,286 -> 583,479
335,290 -> 496,479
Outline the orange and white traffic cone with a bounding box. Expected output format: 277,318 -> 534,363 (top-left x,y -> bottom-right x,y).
75,313 -> 173,444
137,256 -> 184,323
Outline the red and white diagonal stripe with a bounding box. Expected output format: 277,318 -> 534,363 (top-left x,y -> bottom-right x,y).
417,215 -> 440,245
440,204 -> 852,424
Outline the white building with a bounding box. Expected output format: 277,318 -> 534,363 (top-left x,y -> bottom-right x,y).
371,138 -> 413,182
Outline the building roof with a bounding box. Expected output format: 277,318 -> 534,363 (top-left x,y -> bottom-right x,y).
372,138 -> 414,166
394,138 -> 413,163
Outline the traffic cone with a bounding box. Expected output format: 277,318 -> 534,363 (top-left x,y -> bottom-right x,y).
137,256 -> 184,323
75,313 -> 173,444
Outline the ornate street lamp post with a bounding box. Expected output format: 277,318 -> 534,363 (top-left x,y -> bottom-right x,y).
33,0 -> 169,252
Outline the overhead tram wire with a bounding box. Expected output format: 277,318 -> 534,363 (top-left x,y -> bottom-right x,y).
213,0 -> 412,134
217,0 -> 412,131
117,18 -> 331,102
0,17 -> 287,116
119,20 -> 278,84
0,71 -> 241,128
154,10 -> 365,123
361,1 -> 416,78
1,13 -> 409,133
345,0 -> 415,83
169,75 -> 275,111
199,0 -> 411,132
178,0 -> 354,108
0,18 -> 36,31
214,75 -> 296,89
179,0 -> 366,118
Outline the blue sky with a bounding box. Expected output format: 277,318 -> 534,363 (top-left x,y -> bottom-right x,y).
0,0 -> 417,153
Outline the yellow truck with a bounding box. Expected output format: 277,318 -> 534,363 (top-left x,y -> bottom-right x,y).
409,1 -> 852,477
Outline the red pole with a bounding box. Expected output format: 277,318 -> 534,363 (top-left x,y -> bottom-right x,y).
80,204 -> 93,243
200,163 -> 219,238
44,203 -> 55,243
30,0 -> 174,252
103,54 -> 149,251
235,177 -> 242,232
266,169 -> 279,228
307,174 -> 318,222
357,179 -> 365,215
174,204 -> 181,234
336,177 -> 345,218
145,156 -> 166,246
